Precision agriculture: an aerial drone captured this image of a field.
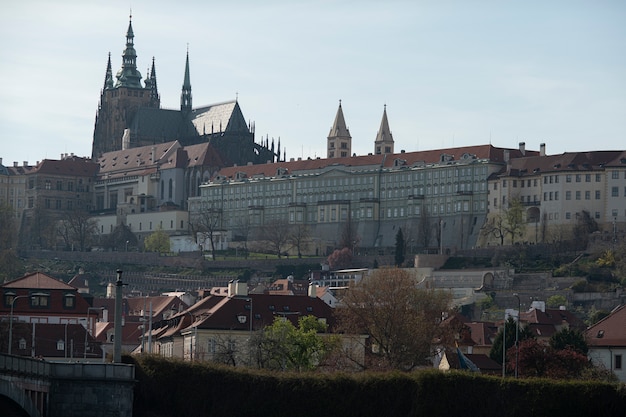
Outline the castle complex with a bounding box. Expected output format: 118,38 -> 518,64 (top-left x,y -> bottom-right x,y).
0,17 -> 624,255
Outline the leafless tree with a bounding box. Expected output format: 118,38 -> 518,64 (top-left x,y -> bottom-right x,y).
56,208 -> 99,251
189,201 -> 226,260
258,219 -> 292,258
288,224 -> 310,258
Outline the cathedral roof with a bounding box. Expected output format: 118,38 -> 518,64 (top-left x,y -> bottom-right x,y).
129,107 -> 195,139
189,100 -> 247,135
97,141 -> 181,178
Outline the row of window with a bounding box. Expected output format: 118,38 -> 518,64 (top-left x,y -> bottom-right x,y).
4,292 -> 76,309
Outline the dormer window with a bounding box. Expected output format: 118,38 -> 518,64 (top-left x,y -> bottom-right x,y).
31,292 -> 50,308
57,339 -> 65,351
63,294 -> 76,309
19,338 -> 27,350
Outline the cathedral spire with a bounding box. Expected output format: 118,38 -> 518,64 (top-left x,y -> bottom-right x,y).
149,57 -> 160,106
327,100 -> 352,158
114,15 -> 143,88
180,48 -> 192,113
103,53 -> 114,90
374,104 -> 394,155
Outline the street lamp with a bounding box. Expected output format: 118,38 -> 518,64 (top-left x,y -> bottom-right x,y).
126,240 -> 129,252
84,307 -> 104,359
8,295 -> 31,355
513,293 -> 521,378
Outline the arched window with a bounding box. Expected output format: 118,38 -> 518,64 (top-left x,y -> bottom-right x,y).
160,180 -> 164,200
168,179 -> 173,199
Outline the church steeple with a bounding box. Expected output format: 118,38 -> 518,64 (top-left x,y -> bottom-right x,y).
114,15 -> 143,89
148,57 -> 160,106
180,49 -> 192,113
374,104 -> 394,155
103,53 -> 114,90
327,100 -> 352,158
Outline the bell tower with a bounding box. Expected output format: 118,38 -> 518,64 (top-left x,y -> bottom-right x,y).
327,100 -> 352,158
92,16 -> 159,159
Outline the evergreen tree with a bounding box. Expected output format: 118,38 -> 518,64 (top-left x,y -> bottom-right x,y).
394,227 -> 405,267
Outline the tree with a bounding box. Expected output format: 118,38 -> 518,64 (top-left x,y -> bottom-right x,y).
259,219 -> 291,258
256,315 -> 335,372
546,295 -> 567,309
513,338 -> 589,379
482,215 -> 506,246
338,219 -> 359,250
418,206 -> 432,249
0,203 -> 21,281
56,208 -> 99,251
189,201 -> 225,260
103,224 -> 137,251
144,227 -> 170,253
337,268 -> 451,370
288,224 -> 310,258
394,227 -> 405,266
549,327 -> 588,355
489,317 -> 534,368
327,247 -> 353,270
503,198 -> 526,245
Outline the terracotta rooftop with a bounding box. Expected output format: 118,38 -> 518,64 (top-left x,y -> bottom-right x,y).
498,150 -> 626,177
3,272 -> 76,290
586,304 -> 626,347
213,144 -> 534,181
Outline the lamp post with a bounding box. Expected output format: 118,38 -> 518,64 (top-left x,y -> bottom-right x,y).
113,269 -> 124,363
8,295 -> 30,355
84,307 -> 104,359
513,293 -> 521,378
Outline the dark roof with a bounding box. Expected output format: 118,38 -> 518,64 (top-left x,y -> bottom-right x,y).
520,308 -> 586,332
443,351 -> 501,373
32,158 -> 99,177
130,107 -> 196,140
586,304 -> 626,347
191,294 -> 335,332
497,150 -> 626,177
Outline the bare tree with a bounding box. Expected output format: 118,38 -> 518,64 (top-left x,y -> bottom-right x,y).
189,201 -> 225,260
56,208 -> 99,251
288,224 -> 310,258
337,268 -> 451,371
339,219 -> 359,250
259,219 -> 292,258
503,198 -> 526,244
482,215 -> 506,245
418,206 -> 432,249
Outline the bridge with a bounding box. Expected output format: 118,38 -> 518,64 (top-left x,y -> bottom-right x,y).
0,353 -> 134,417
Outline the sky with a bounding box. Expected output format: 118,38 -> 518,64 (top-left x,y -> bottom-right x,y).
0,0 -> 625,166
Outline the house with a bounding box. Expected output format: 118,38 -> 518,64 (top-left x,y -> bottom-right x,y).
437,349 -> 501,375
520,306 -> 586,343
586,304 -> 626,382
0,272 -> 102,359
153,281 -> 366,368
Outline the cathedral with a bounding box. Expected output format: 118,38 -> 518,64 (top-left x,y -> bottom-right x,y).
92,17 -> 279,166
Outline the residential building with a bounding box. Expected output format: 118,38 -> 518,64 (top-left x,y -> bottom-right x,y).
192,143 -> 534,254
0,272 -> 102,359
486,148 -> 626,245
586,304 -> 626,382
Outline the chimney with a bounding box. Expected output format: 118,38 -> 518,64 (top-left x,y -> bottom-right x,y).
308,283 -> 318,298
151,146 -> 156,163
503,150 -> 510,163
540,143 -> 546,157
518,142 -> 526,155
23,161 -> 28,167
228,280 -> 248,298
0,158 -> 2,165
13,161 -> 18,167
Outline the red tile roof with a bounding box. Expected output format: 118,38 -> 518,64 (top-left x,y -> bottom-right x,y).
586,304 -> 626,347
214,144 -> 533,181
32,157 -> 99,177
3,272 -> 76,290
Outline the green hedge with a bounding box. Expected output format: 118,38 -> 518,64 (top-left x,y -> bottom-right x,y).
127,355 -> 626,417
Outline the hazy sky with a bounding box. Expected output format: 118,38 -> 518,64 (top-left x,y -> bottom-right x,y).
0,0 -> 624,166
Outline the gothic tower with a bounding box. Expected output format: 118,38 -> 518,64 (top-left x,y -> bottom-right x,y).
92,17 -> 159,159
374,105 -> 394,154
180,50 -> 192,114
327,100 -> 351,158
